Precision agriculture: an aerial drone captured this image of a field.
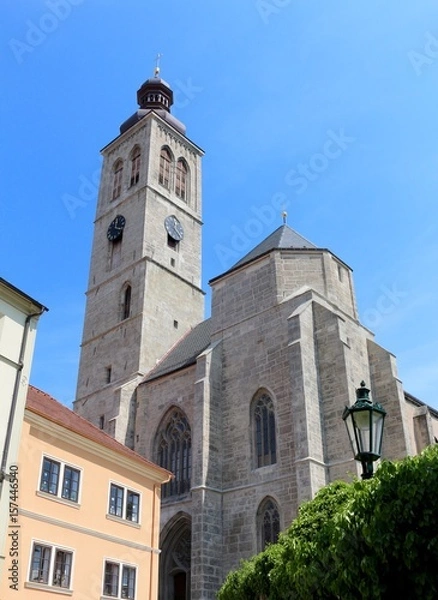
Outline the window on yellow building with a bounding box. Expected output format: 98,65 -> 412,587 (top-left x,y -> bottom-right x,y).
103,561 -> 136,599
29,542 -> 73,590
108,483 -> 140,523
39,457 -> 81,503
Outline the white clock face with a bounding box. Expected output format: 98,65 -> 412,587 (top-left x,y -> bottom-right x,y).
164,215 -> 184,241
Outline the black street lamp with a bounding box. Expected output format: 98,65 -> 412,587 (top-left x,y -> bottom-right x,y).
342,381 -> 386,479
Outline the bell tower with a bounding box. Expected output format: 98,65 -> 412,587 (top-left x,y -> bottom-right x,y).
74,68 -> 204,447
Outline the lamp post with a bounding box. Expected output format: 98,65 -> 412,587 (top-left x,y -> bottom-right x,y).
342,381 -> 386,479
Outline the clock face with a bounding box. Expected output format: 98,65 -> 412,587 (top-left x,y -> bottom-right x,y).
164,215 -> 184,241
107,214 -> 126,242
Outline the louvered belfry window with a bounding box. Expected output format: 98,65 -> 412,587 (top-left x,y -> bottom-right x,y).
159,147 -> 171,188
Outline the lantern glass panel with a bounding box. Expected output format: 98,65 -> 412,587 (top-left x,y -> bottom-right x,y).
344,412 -> 358,456
371,411 -> 385,456
353,408 -> 372,455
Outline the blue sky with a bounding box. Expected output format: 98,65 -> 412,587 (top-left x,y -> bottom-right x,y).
2,0 -> 438,409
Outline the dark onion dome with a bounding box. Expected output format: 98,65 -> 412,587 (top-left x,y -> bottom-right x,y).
137,71 -> 173,112
120,67 -> 186,135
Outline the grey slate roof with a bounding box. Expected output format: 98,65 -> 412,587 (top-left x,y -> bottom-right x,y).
211,224 -> 318,282
144,318 -> 212,382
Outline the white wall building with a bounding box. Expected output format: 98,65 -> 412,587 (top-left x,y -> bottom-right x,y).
0,278 -> 46,582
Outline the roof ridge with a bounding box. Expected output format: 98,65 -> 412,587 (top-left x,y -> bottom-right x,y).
26,385 -> 171,476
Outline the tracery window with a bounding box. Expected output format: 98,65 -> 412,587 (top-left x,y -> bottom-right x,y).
130,146 -> 141,187
175,158 -> 188,201
258,497 -> 280,550
157,409 -> 191,499
159,147 -> 172,189
253,392 -> 277,468
112,160 -> 123,200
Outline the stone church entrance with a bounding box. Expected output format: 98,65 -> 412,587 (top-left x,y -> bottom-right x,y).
159,513 -> 191,600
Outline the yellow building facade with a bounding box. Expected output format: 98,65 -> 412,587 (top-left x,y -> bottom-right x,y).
0,386 -> 171,599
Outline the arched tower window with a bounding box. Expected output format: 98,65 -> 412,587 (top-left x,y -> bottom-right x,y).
257,497 -> 280,551
112,159 -> 123,201
156,409 -> 191,499
130,146 -> 141,187
121,284 -> 131,321
175,158 -> 189,201
253,391 -> 277,468
159,147 -> 172,189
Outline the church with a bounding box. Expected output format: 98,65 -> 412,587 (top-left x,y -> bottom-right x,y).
73,68 -> 438,600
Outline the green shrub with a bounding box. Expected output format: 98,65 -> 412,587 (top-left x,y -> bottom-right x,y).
217,445 -> 438,600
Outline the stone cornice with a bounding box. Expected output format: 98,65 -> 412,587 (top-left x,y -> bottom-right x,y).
0,279 -> 46,315
102,110 -> 203,157
19,509 -> 160,554
156,122 -> 202,157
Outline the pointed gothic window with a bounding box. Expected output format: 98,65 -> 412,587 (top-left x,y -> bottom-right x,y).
121,284 -> 131,320
175,158 -> 188,201
130,146 -> 141,187
112,159 -> 123,200
156,409 -> 191,499
253,392 -> 277,468
257,497 -> 280,551
159,147 -> 172,189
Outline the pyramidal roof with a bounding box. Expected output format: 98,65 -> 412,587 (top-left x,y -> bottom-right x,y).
211,224 -> 318,282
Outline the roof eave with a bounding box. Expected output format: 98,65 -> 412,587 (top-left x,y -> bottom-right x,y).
209,246 -> 352,285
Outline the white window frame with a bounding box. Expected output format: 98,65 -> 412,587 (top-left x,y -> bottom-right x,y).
102,558 -> 137,600
27,539 -> 75,591
38,454 -> 82,505
107,481 -> 141,524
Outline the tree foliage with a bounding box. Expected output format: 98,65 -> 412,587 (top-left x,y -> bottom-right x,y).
217,445 -> 438,600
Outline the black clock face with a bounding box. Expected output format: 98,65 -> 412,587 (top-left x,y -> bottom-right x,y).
107,214 -> 126,242
164,215 -> 184,241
